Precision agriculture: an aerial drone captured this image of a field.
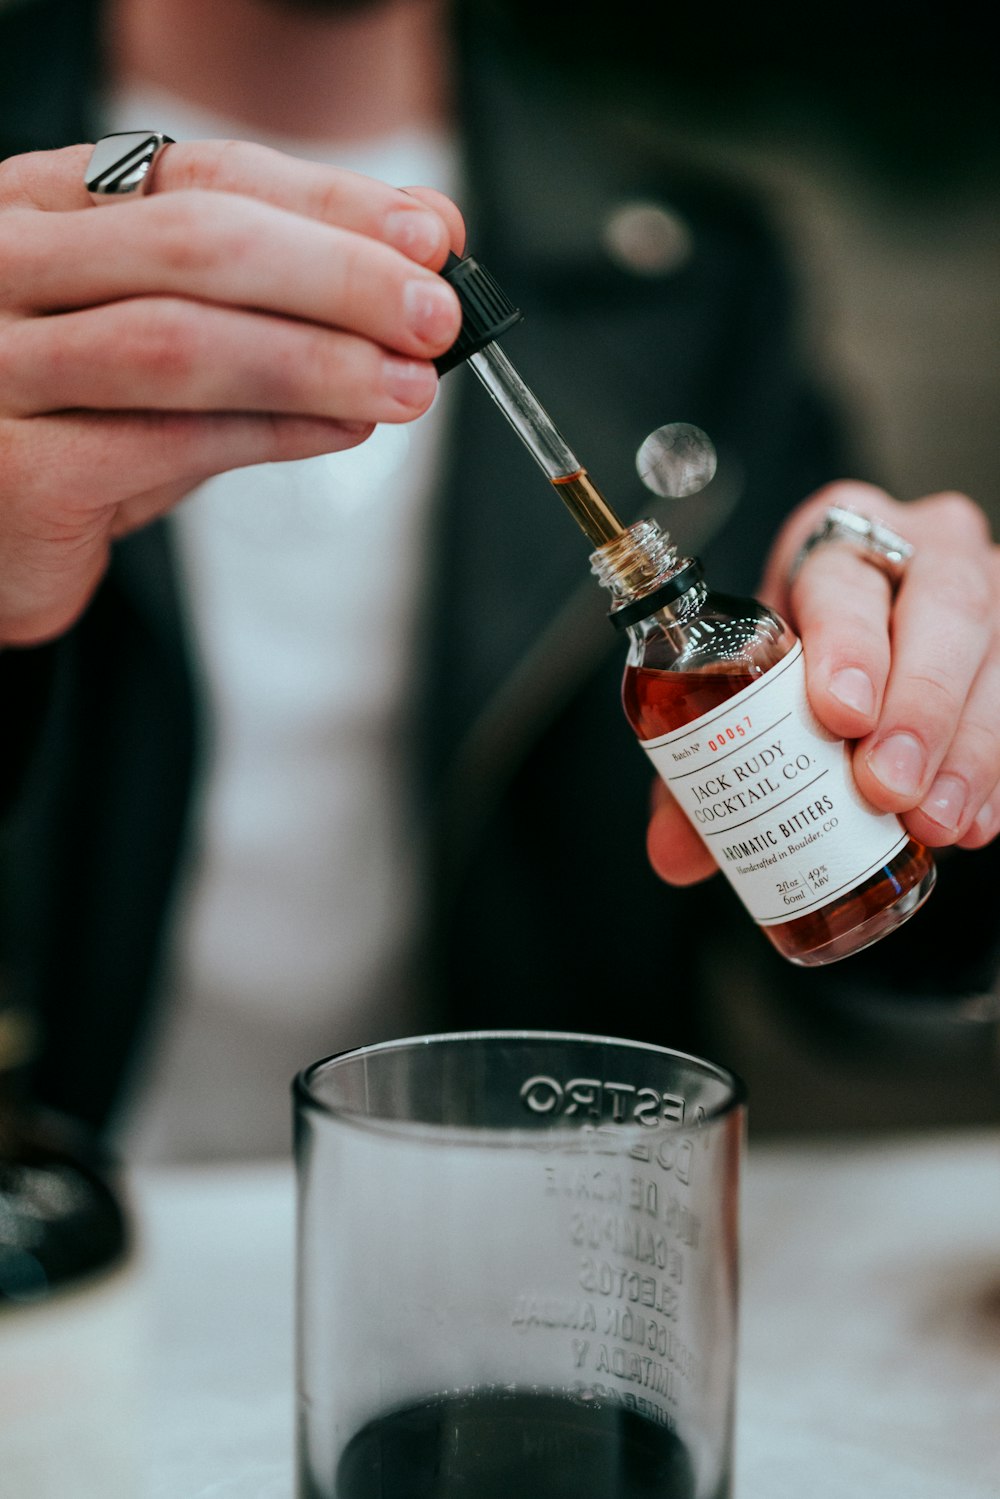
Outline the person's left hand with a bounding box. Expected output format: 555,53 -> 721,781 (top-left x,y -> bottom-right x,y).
647,480 -> 1000,884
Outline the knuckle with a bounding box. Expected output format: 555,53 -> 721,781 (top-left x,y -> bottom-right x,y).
326,229 -> 373,311
957,715 -> 1000,778
325,232 -> 400,339
0,150 -> 48,206
918,552 -> 993,626
798,554 -> 888,625
946,571 -> 992,626
0,145 -> 89,207
209,137 -> 255,183
149,194 -> 215,274
304,168 -> 361,228
0,214 -> 29,290
282,329 -> 397,418
152,192 -> 258,279
0,155 -> 28,206
258,322 -> 332,407
130,299 -> 202,383
812,595 -> 886,651
0,418 -> 29,492
308,178 -> 344,227
169,137 -> 251,193
919,490 -> 991,544
0,326 -> 21,402
899,667 -> 960,724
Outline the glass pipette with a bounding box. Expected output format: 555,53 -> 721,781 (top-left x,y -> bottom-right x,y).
435,252 -> 626,547
466,342 -> 626,547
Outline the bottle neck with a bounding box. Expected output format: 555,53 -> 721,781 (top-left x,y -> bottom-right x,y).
589,518 -> 703,630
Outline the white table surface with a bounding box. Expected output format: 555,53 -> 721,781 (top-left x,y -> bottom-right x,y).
131,1129 -> 1000,1498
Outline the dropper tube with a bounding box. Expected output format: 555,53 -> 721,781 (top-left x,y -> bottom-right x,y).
435,251 -> 625,547
466,343 -> 577,478
467,344 -> 625,547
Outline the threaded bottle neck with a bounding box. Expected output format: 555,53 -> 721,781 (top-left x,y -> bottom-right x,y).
590,519 -> 701,629
589,519 -> 677,602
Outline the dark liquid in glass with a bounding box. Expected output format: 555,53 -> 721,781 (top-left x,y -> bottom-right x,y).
303,1387 -> 726,1499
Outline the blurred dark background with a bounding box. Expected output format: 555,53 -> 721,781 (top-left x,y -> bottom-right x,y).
470,0 -> 999,519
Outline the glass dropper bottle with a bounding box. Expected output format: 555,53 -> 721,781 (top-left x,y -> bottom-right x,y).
437,255 -> 936,965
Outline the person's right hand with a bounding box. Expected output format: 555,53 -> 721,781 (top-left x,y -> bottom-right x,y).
0,139 -> 465,645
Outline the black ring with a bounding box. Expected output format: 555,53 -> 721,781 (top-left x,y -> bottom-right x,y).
609,560 -> 704,631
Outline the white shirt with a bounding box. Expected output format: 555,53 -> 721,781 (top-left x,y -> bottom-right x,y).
104,86 -> 460,1161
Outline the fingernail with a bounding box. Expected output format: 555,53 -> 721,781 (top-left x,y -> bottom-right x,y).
384,208 -> 444,260
382,355 -> 437,407
972,799 -> 995,840
866,732 -> 926,798
919,773 -> 968,833
829,667 -> 876,716
403,277 -> 459,344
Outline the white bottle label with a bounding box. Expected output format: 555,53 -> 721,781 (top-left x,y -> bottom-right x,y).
640,641 -> 909,925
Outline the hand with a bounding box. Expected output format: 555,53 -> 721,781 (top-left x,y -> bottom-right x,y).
0,140 -> 465,645
647,480 -> 1000,884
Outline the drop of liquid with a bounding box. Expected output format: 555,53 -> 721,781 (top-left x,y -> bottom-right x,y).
636,423 -> 717,499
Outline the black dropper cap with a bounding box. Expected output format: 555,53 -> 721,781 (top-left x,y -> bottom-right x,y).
433,252 -> 523,374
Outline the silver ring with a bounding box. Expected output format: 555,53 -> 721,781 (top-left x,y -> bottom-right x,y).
85,131 -> 175,204
789,504 -> 915,590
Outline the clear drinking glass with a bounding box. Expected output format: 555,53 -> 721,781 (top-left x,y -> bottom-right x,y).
294,1030 -> 745,1499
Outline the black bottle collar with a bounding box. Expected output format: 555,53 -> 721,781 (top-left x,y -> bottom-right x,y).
609,559 -> 704,631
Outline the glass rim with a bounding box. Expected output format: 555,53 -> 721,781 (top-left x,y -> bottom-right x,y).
293,1028 -> 746,1137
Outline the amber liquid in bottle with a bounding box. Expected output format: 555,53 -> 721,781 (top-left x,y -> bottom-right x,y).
622,632 -> 935,966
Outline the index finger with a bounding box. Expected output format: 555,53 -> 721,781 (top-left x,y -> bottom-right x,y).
0,140 -> 466,265
647,779 -> 718,886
